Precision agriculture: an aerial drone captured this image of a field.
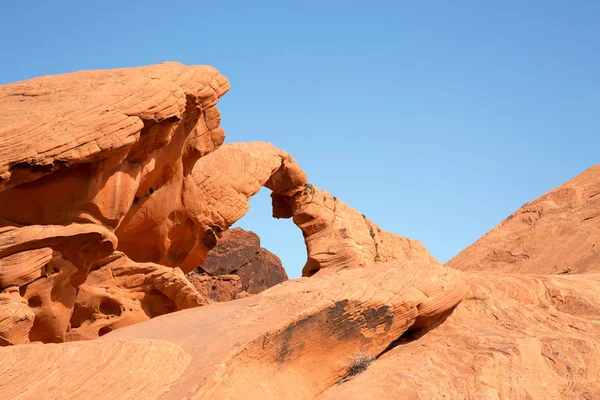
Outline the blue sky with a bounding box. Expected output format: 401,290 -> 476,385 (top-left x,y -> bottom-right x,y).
1,1 -> 598,278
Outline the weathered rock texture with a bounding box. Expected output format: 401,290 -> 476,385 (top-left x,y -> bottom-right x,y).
186,273 -> 244,302
0,62 -> 230,344
67,253 -> 207,341
317,271 -> 600,399
197,227 -> 288,294
277,184 -> 441,276
448,164 -> 600,274
192,142 -> 440,277
317,166 -> 600,399
0,259 -> 467,399
0,64 -> 436,344
2,64 -> 600,400
0,338 -> 191,399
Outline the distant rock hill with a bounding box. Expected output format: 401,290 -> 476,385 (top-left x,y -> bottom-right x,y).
448,164 -> 600,274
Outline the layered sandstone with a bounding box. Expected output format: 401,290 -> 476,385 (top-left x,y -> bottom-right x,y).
0,64 -> 438,345
317,271 -> 600,399
191,142 -> 440,277
0,259 -> 467,399
448,164 -> 600,274
0,62 -> 230,344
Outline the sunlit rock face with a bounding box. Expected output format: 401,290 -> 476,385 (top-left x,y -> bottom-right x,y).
0,63 -> 435,344
2,63 -> 600,400
448,164 -> 600,274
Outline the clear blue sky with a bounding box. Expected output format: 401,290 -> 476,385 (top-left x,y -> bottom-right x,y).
1,1 -> 598,278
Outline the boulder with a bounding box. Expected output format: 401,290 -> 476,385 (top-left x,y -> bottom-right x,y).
198,228 -> 288,294
186,273 -> 243,302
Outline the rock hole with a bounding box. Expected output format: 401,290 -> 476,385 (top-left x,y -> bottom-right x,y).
99,299 -> 122,316
148,187 -> 154,194
378,304 -> 459,357
98,326 -> 112,336
28,295 -> 42,308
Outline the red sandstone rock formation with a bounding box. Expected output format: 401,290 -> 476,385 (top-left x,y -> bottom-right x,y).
3,63 -> 600,399
0,259 -> 467,399
0,64 -> 437,345
192,142 -> 440,277
448,164 -> 600,274
0,62 -> 229,344
274,183 -> 441,276
317,271 -> 600,399
196,228 -> 288,294
186,273 -> 244,302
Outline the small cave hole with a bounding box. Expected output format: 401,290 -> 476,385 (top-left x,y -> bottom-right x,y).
99,299 -> 122,316
148,187 -> 154,194
27,295 -> 42,308
98,326 -> 113,336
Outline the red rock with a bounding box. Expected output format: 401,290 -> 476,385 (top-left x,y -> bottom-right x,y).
192,142 -> 440,277
186,273 -> 242,302
3,63 -> 600,399
275,183 -> 441,276
67,253 -> 207,342
0,65 -> 436,344
199,228 -> 261,276
448,164 -> 600,274
198,228 -> 288,294
235,248 -> 287,294
0,259 -> 467,399
0,63 -> 229,344
316,271 -> 600,399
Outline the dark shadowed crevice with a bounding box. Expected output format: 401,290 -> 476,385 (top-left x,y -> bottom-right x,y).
377,304 -> 458,359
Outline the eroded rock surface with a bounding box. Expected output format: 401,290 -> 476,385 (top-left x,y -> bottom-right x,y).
192,142 -> 440,277
0,259 -> 467,399
186,273 -> 244,302
0,63 -> 230,344
2,63 -> 600,400
317,272 -> 600,399
276,184 -> 441,276
448,164 -> 600,274
0,64 -> 438,345
67,252 -> 206,341
0,338 -> 191,399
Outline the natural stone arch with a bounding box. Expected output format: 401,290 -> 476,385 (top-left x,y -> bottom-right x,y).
187,142 -> 440,277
